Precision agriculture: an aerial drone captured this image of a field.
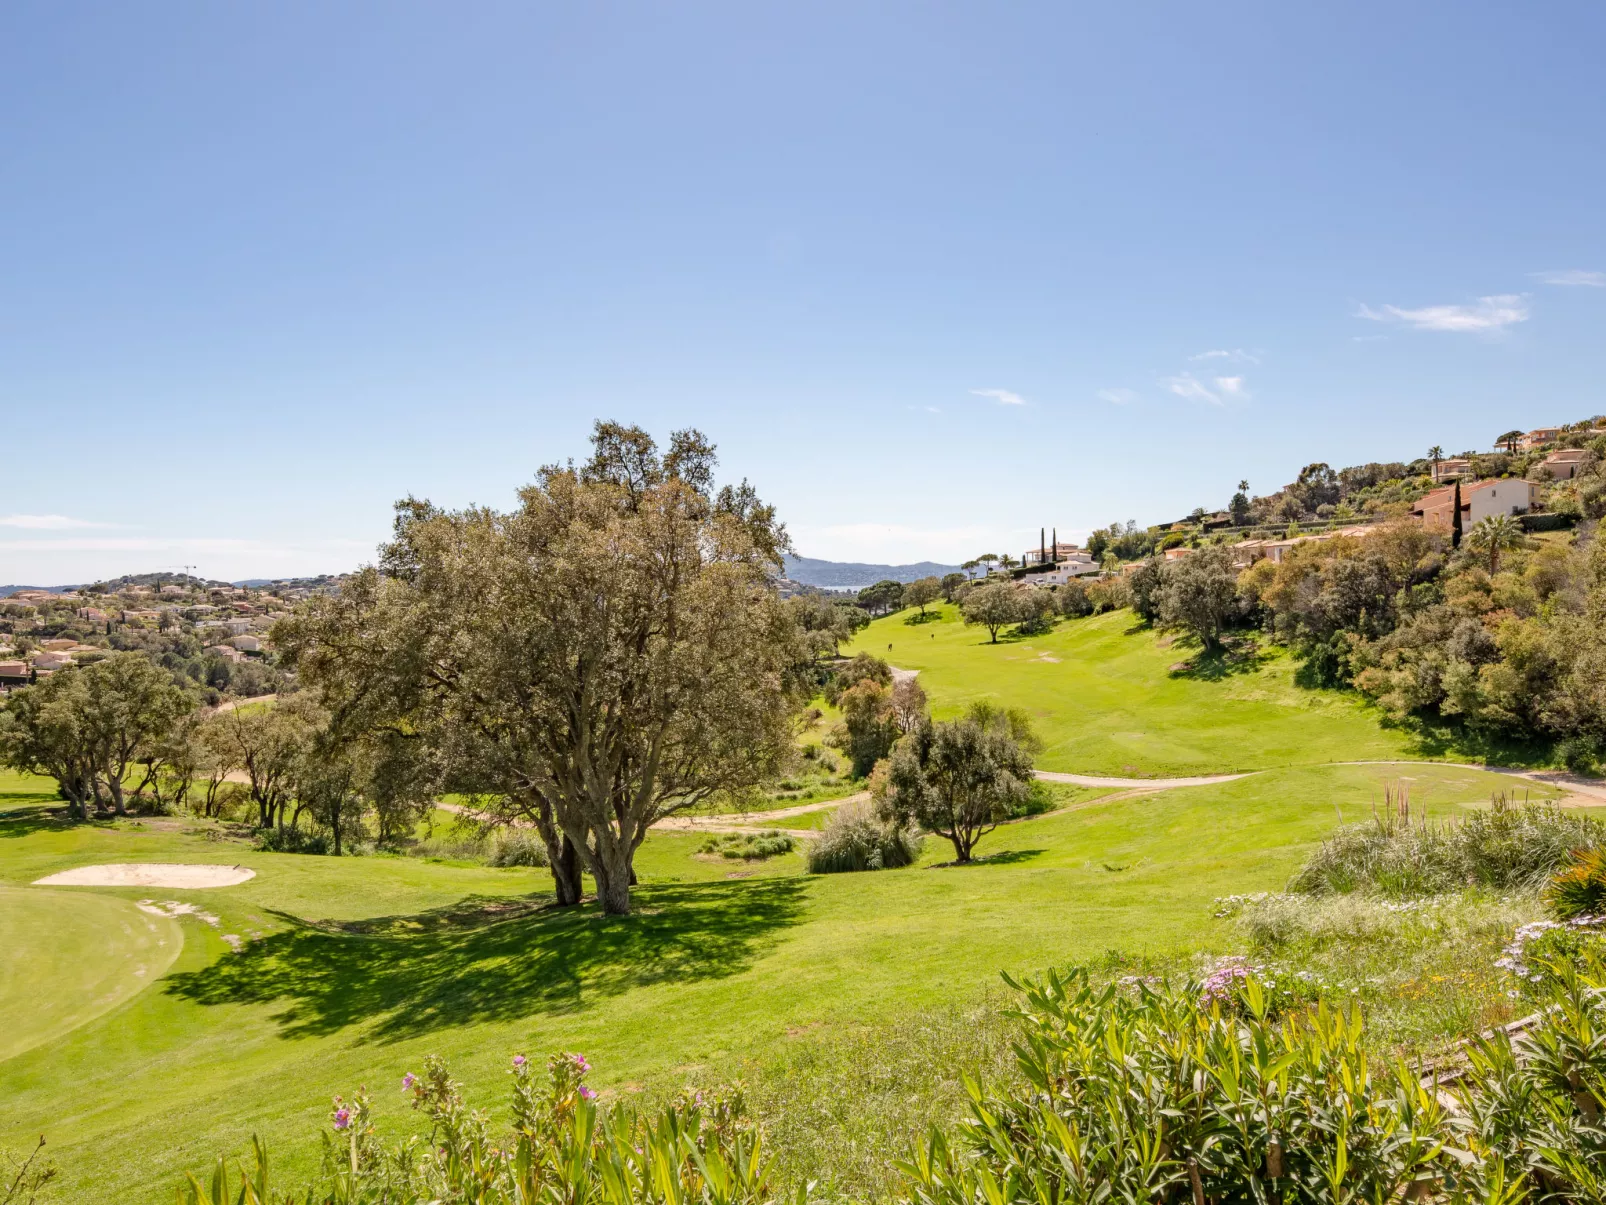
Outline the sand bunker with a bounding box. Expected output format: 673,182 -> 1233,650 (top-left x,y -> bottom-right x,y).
33,863 -> 256,888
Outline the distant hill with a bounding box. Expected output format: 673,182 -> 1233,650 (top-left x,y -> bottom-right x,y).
783,555 -> 962,590
0,585 -> 75,598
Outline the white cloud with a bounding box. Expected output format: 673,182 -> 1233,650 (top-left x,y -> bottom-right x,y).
1097,388 -> 1138,405
0,514 -> 116,530
1162,373 -> 1224,405
971,388 -> 1026,406
1532,269 -> 1605,287
1188,348 -> 1259,364
1214,376 -> 1246,397
1356,294 -> 1530,333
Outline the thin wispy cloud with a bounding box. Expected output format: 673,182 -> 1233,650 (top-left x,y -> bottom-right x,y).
971,388 -> 1026,406
1214,376 -> 1246,397
1356,294 -> 1530,333
1532,269 -> 1605,287
1188,348 -> 1259,364
1097,388 -> 1138,405
1162,373 -> 1224,405
0,514 -> 117,530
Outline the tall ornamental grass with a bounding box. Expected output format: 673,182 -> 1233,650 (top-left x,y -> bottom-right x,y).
1289,787 -> 1604,898
805,799 -> 923,873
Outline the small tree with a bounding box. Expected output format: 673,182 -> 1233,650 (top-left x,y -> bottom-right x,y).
1468,513 -> 1524,575
832,679 -> 900,777
1428,445 -> 1444,472
1496,429 -> 1523,455
903,576 -> 941,618
1155,547 -> 1243,651
856,579 -> 906,616
940,572 -> 966,600
1015,587 -> 1057,635
890,676 -> 928,733
961,582 -> 1025,643
1128,557 -> 1164,622
880,703 -> 1039,863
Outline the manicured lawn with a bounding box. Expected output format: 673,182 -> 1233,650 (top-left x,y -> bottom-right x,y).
845,605 -> 1444,775
0,761 -> 1554,1202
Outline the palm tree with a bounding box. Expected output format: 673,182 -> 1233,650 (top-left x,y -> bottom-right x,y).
998,554 -> 1018,570
1237,479 -> 1249,494
1428,445 -> 1444,468
1468,513 -> 1524,574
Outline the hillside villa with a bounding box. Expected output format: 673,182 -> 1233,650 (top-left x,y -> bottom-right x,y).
1539,448 -> 1592,481
1411,478 -> 1536,530
1431,457 -> 1472,484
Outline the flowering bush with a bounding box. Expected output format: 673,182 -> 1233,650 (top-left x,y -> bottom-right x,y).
1545,847 -> 1606,920
180,1051 -> 792,1205
898,965 -> 1606,1205
1495,915 -> 1606,998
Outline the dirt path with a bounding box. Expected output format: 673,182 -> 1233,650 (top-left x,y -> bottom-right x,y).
1329,760 -> 1606,808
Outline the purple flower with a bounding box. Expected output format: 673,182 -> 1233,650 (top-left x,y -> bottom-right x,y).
333,1108 -> 352,1131
512,1054 -> 527,1069
572,1054 -> 589,1073
402,1073 -> 416,1090
579,1085 -> 597,1101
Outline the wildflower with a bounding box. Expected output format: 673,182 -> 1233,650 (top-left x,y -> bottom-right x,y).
333,1108 -> 352,1131
512,1054 -> 527,1069
402,1073 -> 416,1090
572,1054 -> 589,1073
579,1085 -> 597,1101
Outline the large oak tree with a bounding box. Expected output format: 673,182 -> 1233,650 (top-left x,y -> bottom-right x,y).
280,423 -> 799,914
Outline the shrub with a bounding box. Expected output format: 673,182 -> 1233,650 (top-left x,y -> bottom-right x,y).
806,800 -> 922,873
698,831 -> 797,861
1496,916 -> 1606,997
1546,847 -> 1606,919
488,829 -> 551,868
253,825 -> 329,855
180,1052 -> 783,1205
898,965 -> 1606,1205
1288,788 -> 1605,897
1056,580 -> 1093,618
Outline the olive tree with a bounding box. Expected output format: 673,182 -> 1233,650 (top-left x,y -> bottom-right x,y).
879,703 -> 1038,863
280,422 -> 798,915
1155,547 -> 1243,651
903,576 -> 942,618
960,582 -> 1025,643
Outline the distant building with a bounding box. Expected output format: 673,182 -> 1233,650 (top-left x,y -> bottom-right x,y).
1539,449 -> 1591,481
1431,458 -> 1473,484
31,650 -> 73,670
231,634 -> 263,652
40,638 -> 76,651
204,644 -> 245,662
1230,525 -> 1374,568
1518,428 -> 1563,451
1162,547 -> 1194,561
1411,479 -> 1535,530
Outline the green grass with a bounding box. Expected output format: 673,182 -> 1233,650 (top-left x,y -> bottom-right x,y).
0,761 -> 1558,1202
845,604 -> 1457,775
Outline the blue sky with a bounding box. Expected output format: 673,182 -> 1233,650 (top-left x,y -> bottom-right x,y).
3,1 -> 1604,582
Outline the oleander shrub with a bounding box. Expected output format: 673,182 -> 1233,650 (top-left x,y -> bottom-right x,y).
806,799 -> 922,874
897,965 -> 1606,1205
1289,788 -> 1604,898
180,1052 -> 787,1205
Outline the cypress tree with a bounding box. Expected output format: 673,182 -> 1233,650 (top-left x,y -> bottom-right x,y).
1451,480 -> 1463,549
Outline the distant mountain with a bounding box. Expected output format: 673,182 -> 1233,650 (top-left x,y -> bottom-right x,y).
783,555 -> 963,590
0,585 -> 75,598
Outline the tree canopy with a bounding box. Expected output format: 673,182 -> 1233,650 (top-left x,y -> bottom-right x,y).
279,421 -> 800,914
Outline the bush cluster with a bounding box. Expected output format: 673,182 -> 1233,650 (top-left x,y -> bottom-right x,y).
253,825 -> 330,855
698,831 -> 796,861
1288,794 -> 1604,897
806,799 -> 923,873
487,829 -> 551,867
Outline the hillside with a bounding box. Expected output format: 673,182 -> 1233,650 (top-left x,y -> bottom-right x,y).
783,555 -> 961,589
842,603 -> 1457,775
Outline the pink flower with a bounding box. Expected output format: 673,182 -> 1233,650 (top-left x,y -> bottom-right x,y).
333,1108 -> 352,1131
572,1054 -> 590,1073
512,1054 -> 527,1068
402,1073 -> 416,1090
579,1085 -> 597,1101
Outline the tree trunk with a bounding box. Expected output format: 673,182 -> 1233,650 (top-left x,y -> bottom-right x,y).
593,848 -> 633,914
528,795 -> 584,906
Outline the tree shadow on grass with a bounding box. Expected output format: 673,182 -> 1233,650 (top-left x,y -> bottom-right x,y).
1166,640 -> 1273,681
928,848 -> 1046,868
164,877 -> 809,1044
0,803 -> 77,840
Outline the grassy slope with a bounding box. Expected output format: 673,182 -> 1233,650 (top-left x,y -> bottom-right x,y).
0,762 -> 1557,1202
846,604 -> 1428,775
